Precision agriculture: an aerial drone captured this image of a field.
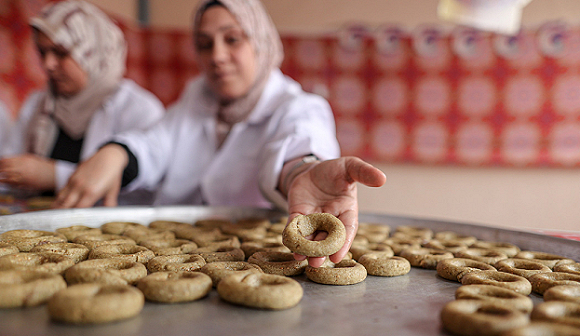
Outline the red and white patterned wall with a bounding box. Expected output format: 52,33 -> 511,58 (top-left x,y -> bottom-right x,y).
3,0 -> 580,167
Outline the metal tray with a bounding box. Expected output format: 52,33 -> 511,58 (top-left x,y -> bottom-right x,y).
0,206 -> 579,336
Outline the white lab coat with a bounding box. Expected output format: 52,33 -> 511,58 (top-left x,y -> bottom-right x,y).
0,101 -> 13,157
10,79 -> 165,204
117,69 -> 340,210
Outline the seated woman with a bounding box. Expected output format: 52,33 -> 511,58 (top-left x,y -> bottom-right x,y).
54,0 -> 387,267
0,0 -> 165,205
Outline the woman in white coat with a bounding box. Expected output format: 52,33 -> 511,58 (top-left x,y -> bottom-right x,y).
55,0 -> 386,267
0,100 -> 13,157
0,1 -> 164,205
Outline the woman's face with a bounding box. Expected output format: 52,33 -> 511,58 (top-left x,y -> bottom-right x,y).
194,5 -> 257,102
35,31 -> 88,97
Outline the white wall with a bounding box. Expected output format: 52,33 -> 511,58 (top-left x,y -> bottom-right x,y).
89,0 -> 580,232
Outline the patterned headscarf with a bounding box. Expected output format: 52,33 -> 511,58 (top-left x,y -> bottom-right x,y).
26,0 -> 127,155
193,0 -> 284,141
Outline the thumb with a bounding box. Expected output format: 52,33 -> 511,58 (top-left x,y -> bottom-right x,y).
346,157 -> 386,188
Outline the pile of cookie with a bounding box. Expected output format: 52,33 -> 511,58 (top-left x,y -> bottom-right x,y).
368,226 -> 580,335
0,214 -> 578,335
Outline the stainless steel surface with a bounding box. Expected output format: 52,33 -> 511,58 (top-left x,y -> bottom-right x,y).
0,206 -> 578,336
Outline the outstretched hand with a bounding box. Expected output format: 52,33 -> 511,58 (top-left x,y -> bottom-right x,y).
52,144 -> 128,209
286,156 -> 386,267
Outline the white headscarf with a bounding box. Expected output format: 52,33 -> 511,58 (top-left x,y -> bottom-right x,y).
193,0 -> 284,146
26,0 -> 127,155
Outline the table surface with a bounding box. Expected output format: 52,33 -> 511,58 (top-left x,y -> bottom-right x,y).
0,206 -> 579,336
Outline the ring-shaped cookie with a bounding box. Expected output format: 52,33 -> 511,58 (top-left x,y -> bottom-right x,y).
350,243 -> 394,261
55,225 -> 102,241
216,272 -> 303,310
393,225 -> 433,240
514,251 -> 575,269
501,322 -> 580,336
191,246 -> 245,263
148,220 -> 192,232
455,284 -> 534,313
554,262 -> 580,276
0,270 -> 67,308
248,251 -> 307,277
455,248 -> 508,265
0,252 -> 75,274
531,301 -> 580,329
241,240 -> 290,257
282,213 -> 346,257
356,223 -> 390,243
436,258 -> 497,282
472,241 -> 521,258
147,254 -> 206,273
139,239 -> 198,256
0,230 -> 67,252
399,247 -> 454,269
0,242 -> 18,257
495,258 -> 552,279
305,259 -> 367,285
358,254 -> 411,277
137,271 -> 212,303
423,239 -> 468,254
72,234 -> 136,249
440,300 -> 530,336
434,231 -> 477,246
48,283 -> 144,324
544,285 -> 580,304
528,272 -> 580,295
100,221 -> 146,235
122,228 -> 175,244
460,270 -> 532,295
64,259 -> 148,285
200,261 -> 263,287
88,243 -> 155,264
30,242 -> 90,263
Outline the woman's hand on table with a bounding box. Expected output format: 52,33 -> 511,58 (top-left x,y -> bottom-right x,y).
286,156 -> 386,267
53,144 -> 128,208
0,154 -> 56,191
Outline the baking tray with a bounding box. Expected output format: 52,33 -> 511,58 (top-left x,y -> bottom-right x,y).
0,206 -> 579,336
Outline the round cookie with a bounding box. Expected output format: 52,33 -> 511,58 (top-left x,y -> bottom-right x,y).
0,270 -> 67,308
147,254 -> 206,273
217,272 -> 303,310
248,251 -> 307,277
460,270 -> 532,295
440,300 -> 529,336
282,213 -> 346,257
358,254 -> 411,277
30,242 -> 90,263
48,283 -> 144,324
305,259 -> 367,285
137,271 -> 212,303
200,261 -> 263,287
436,258 -> 497,282
455,284 -> 534,313
65,259 -> 148,285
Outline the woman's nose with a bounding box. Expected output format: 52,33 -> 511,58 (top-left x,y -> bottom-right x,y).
211,39 -> 228,64
42,52 -> 58,72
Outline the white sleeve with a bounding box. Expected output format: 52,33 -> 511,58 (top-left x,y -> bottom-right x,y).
54,160 -> 76,191
114,106 -> 180,192
258,94 -> 340,210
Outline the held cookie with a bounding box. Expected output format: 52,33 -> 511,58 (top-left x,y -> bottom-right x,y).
48,283 -> 144,324
282,213 -> 346,257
